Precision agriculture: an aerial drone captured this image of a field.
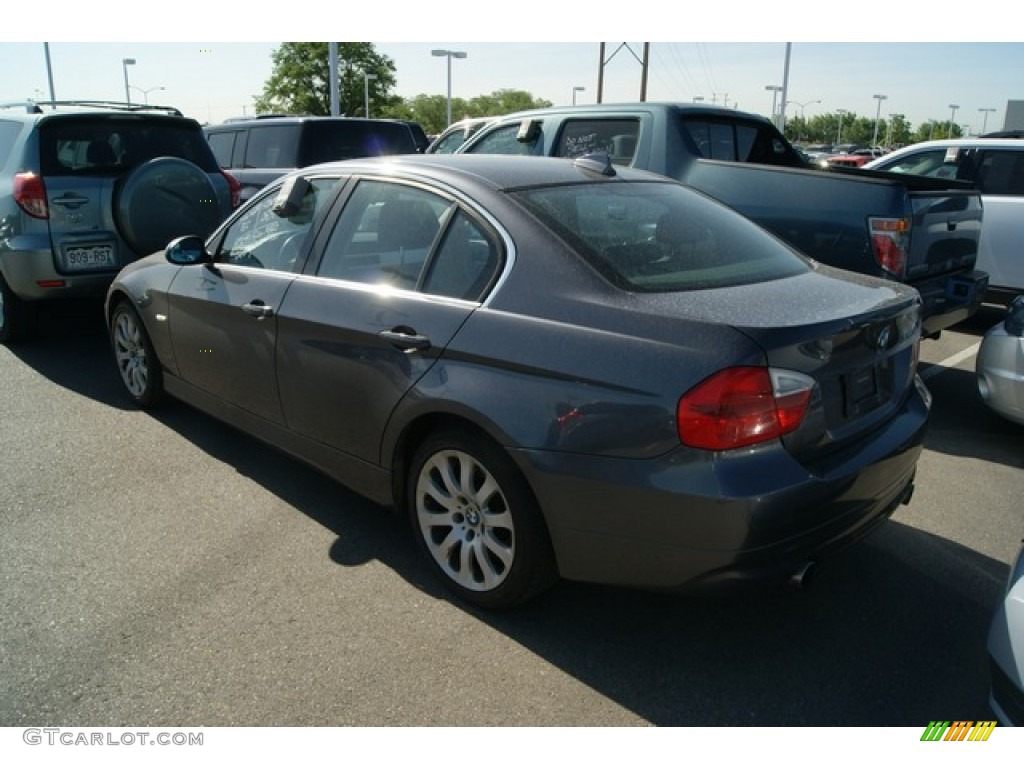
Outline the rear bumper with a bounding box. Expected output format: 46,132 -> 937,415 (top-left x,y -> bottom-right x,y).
917,269 -> 988,336
0,241 -> 118,301
514,377 -> 930,592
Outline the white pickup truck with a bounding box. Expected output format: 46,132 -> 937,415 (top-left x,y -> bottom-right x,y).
867,135 -> 1024,304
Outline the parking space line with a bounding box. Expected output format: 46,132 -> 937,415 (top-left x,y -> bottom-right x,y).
920,342 -> 981,381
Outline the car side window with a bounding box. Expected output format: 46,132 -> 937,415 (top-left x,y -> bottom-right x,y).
974,150 -> 1024,195
206,130 -> 238,169
216,177 -> 341,272
555,119 -> 640,166
421,210 -> 501,301
316,180 -> 451,289
464,123 -> 540,155
878,149 -> 954,178
244,125 -> 300,168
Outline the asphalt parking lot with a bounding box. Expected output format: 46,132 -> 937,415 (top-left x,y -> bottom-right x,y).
0,300 -> 1020,727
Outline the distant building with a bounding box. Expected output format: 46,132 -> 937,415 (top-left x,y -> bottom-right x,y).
1005,100 -> 1024,131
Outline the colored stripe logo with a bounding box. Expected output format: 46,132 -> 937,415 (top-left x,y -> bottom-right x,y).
920,721 -> 997,741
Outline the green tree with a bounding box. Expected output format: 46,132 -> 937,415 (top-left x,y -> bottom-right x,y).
254,42 -> 397,117
393,90 -> 552,136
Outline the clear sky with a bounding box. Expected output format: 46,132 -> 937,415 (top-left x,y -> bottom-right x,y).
2,5 -> 1021,133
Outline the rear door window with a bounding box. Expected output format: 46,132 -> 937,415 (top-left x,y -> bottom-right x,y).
973,150 -> 1024,195
206,130 -> 240,169
297,121 -> 417,165
682,118 -> 799,165
244,125 -> 300,168
554,118 -> 640,165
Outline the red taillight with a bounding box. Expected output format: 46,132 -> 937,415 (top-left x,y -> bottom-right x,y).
869,216 -> 910,277
677,366 -> 814,451
13,172 -> 48,219
220,170 -> 242,209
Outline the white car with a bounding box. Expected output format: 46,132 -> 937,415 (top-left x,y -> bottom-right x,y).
988,540 -> 1024,726
866,137 -> 1024,304
976,296 -> 1024,426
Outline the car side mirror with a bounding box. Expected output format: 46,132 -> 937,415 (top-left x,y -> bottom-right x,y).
517,118 -> 541,143
273,175 -> 311,218
165,235 -> 211,265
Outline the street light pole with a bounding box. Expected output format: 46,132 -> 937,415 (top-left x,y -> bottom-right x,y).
785,99 -> 821,141
572,86 -> 585,105
836,108 -> 847,145
765,85 -> 782,126
978,107 -> 995,135
871,94 -> 887,147
363,73 -> 378,118
431,49 -> 467,128
130,85 -> 164,105
122,58 -> 136,104
948,104 -> 959,138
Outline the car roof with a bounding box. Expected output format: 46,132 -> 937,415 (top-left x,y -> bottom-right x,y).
292,152 -> 677,191
481,101 -> 775,125
205,115 -> 409,128
878,137 -> 1024,153
864,137 -> 1024,167
0,100 -> 187,120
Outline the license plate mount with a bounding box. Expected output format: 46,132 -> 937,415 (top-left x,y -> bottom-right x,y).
64,244 -> 116,272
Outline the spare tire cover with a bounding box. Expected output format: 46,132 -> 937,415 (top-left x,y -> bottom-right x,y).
114,157 -> 223,257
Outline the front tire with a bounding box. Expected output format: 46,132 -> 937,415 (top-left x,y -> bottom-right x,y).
110,300 -> 164,408
408,428 -> 558,609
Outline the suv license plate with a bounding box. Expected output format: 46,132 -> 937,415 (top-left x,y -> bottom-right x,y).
65,245 -> 116,271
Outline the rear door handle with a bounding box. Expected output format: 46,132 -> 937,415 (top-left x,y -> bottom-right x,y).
241,300 -> 274,319
379,328 -> 431,352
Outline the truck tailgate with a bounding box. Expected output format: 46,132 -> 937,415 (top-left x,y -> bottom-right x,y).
905,189 -> 983,281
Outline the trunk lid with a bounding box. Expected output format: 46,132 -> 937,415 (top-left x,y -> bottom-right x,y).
644,264 -> 923,459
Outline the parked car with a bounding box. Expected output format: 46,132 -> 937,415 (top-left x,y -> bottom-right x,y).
203,115 -> 420,202
455,102 -> 986,338
105,153 -> 930,609
976,296 -> 1024,426
822,148 -> 887,168
988,540 -> 1024,725
0,99 -> 240,344
426,116 -> 497,154
866,137 -> 1024,304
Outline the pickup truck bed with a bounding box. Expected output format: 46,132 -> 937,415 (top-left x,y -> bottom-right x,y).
457,102 -> 987,336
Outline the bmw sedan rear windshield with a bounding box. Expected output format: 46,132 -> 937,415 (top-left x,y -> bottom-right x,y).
510,182 -> 809,292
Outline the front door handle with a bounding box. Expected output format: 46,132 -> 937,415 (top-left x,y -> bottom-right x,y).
241,300 -> 274,319
379,327 -> 431,352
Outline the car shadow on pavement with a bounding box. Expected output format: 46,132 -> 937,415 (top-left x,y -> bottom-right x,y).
138,398 -> 1008,726
477,521 -> 1008,726
5,299 -> 134,410
924,366 -> 1023,469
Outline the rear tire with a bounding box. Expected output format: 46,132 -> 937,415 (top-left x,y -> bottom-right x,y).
110,300 -> 164,408
408,428 -> 558,609
0,274 -> 35,344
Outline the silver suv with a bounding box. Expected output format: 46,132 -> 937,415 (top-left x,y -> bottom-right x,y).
0,100 -> 240,343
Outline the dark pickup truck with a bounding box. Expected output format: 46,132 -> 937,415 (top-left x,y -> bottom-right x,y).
457,102 -> 987,337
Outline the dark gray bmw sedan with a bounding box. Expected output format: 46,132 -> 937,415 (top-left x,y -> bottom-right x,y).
105,153 -> 931,609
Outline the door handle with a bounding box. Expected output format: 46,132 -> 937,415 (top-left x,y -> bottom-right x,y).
379,327 -> 431,352
241,300 -> 274,319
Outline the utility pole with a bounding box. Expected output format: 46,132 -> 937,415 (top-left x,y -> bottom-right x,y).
596,42 -> 649,104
